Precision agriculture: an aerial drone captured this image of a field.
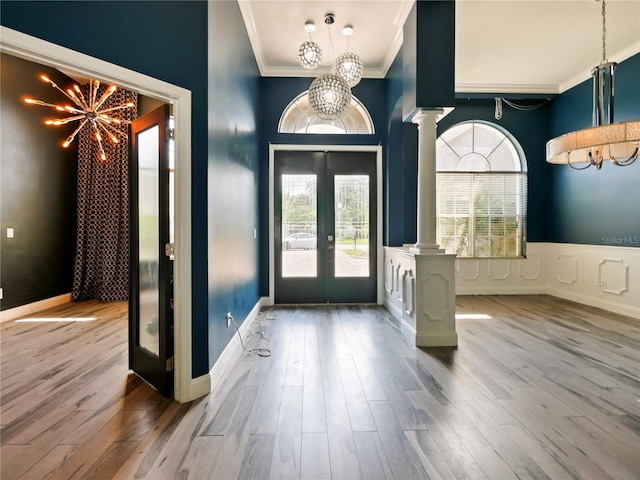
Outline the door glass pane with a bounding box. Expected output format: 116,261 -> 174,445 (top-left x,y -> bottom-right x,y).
138,126 -> 160,356
335,175 -> 369,277
282,174 -> 317,277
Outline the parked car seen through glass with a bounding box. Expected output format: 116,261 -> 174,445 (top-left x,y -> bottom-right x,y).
283,232 -> 317,250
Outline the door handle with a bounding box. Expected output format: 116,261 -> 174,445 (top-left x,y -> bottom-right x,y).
328,245 -> 334,250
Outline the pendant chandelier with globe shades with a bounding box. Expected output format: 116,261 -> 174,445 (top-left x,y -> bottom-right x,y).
298,13 -> 364,120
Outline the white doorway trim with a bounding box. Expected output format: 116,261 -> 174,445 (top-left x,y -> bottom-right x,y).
268,143 -> 383,305
1,26 -> 200,402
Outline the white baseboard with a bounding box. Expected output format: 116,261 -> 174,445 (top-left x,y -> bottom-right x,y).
189,373 -> 212,400
547,287 -> 640,319
0,293 -> 72,323
455,286 -> 547,295
208,296 -> 270,392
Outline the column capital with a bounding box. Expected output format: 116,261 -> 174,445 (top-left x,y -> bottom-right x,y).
411,108 -> 444,126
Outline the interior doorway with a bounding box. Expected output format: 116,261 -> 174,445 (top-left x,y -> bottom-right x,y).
0,26 -> 196,402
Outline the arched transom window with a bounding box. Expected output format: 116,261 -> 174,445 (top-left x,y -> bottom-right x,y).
436,121 -> 527,258
278,90 -> 375,135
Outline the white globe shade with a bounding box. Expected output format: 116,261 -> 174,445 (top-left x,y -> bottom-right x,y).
308,74 -> 351,120
298,41 -> 322,70
332,52 -> 363,87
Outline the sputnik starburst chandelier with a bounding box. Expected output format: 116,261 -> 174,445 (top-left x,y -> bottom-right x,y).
24,76 -> 134,161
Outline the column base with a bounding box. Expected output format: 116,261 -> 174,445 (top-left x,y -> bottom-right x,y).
410,245 -> 445,255
414,252 -> 457,347
416,331 -> 458,348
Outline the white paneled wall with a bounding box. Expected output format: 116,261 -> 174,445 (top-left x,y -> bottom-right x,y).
454,242 -> 639,319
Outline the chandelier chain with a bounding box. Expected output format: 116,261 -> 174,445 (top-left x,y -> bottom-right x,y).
601,0 -> 607,64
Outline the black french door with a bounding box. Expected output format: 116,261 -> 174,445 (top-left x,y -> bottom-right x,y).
129,105 -> 173,397
275,151 -> 377,303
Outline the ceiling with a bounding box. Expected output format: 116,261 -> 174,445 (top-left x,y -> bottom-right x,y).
238,0 -> 640,94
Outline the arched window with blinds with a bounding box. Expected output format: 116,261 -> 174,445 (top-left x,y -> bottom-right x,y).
436,120 -> 527,258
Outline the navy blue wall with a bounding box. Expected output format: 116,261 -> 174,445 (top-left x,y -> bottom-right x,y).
258,77 -> 387,293
548,53 -> 640,246
207,1 -> 261,369
1,1 -> 210,377
386,53 -> 418,246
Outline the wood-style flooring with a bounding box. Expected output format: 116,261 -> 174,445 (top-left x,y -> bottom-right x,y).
1,295 -> 639,479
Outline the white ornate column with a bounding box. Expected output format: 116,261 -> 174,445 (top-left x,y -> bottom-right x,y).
410,109 -> 444,254
406,108 -> 457,347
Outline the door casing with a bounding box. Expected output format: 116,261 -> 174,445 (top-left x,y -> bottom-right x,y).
0,26 -> 199,402
269,144 -> 383,305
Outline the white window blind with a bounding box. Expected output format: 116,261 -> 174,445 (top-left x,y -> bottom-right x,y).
436,121 -> 527,258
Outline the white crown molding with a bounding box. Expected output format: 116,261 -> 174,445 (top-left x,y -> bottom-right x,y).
559,40 -> 640,93
455,83 -> 559,95
238,0 -> 267,77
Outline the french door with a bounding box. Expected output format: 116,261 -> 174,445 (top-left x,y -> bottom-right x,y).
129,105 -> 174,397
275,151 -> 377,303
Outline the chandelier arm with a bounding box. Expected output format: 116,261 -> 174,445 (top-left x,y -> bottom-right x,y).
588,151 -> 604,170
98,103 -> 134,115
98,117 -> 128,139
24,98 -> 66,110
63,118 -> 88,147
63,106 -> 88,115
68,86 -> 90,111
91,80 -> 100,108
95,119 -> 120,143
92,121 -> 107,161
94,86 -> 118,112
567,153 -> 593,170
40,76 -> 79,107
46,115 -> 88,126
613,147 -> 639,166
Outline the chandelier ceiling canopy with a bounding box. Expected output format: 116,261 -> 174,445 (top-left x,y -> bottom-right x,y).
298,13 -> 363,120
545,0 -> 639,170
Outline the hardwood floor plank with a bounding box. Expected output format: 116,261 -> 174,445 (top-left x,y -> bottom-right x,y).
269,385 -> 303,479
301,358 -> 326,434
300,433 -> 331,480
368,400 -> 429,479
238,434 -> 276,480
352,431 -> 393,480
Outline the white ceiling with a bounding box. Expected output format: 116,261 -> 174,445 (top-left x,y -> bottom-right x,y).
238,0 -> 640,94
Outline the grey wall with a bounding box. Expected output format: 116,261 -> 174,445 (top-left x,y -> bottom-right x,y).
0,53 -> 78,310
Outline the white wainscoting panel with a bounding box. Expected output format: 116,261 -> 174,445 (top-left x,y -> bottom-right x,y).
446,242 -> 639,319
455,243 -> 547,295
546,243 -> 639,319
